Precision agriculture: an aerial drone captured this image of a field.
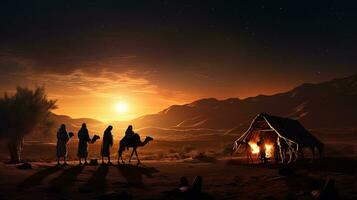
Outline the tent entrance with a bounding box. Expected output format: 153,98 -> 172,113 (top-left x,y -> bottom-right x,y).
246,129 -> 279,159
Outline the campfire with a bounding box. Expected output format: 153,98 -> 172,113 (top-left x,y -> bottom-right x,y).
248,141 -> 274,158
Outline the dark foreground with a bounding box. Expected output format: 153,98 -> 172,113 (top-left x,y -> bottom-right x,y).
0,157 -> 356,200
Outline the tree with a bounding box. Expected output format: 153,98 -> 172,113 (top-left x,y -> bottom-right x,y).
0,87 -> 57,163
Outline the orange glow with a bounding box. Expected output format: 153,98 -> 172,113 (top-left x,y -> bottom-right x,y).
248,142 -> 274,158
7,68 -> 302,122
115,101 -> 129,113
265,144 -> 273,158
248,141 -> 260,154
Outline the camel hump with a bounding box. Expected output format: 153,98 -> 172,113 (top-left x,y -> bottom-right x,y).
120,133 -> 140,146
134,133 -> 140,139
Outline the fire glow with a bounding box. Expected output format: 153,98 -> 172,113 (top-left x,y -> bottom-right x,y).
248,141 -> 274,158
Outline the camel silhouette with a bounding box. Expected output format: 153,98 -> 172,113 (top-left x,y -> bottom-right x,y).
118,133 -> 153,165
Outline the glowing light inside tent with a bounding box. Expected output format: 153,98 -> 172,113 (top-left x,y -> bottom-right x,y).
248,142 -> 274,158
249,141 -> 260,154
265,144 -> 273,158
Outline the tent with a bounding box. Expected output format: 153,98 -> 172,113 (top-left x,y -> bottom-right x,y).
233,113 -> 324,163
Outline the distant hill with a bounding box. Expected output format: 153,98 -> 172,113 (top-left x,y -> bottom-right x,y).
126,73 -> 357,130
40,73 -> 357,142
49,114 -> 104,132
26,114 -> 106,142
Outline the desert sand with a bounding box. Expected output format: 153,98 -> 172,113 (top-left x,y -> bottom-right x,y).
0,133 -> 356,200
0,157 -> 356,199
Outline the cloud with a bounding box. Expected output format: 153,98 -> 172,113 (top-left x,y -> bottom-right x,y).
1,58 -> 193,101
0,54 -> 219,115
24,69 -> 158,96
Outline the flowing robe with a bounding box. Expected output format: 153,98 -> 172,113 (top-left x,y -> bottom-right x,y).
56,128 -> 69,157
101,129 -> 113,157
77,127 -> 91,158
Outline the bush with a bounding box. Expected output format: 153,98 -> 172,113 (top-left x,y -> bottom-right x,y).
0,87 -> 56,163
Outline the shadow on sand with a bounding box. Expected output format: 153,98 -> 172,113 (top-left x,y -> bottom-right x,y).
115,164 -> 159,187
17,166 -> 62,189
86,164 -> 110,193
48,165 -> 85,192
294,157 -> 357,174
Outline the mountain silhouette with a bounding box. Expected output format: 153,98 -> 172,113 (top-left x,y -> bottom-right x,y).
33,73 -> 357,142
25,114 -> 106,142
127,73 -> 357,130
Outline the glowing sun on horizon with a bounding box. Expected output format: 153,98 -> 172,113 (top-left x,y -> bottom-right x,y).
115,101 -> 129,113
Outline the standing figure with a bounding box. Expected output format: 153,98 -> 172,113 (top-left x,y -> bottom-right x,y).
101,125 -> 113,164
245,139 -> 254,164
257,135 -> 266,163
77,123 -> 91,165
56,124 -> 70,165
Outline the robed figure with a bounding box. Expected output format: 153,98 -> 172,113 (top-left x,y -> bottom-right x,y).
56,124 -> 71,165
125,125 -> 135,138
101,125 -> 113,164
77,123 -> 91,164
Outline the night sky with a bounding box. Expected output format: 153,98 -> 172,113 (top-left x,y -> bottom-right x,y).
1,0 -> 357,121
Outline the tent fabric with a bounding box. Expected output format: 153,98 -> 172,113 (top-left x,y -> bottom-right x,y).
237,113 -> 323,148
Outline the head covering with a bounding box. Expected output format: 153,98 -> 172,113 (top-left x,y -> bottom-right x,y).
105,125 -> 113,132
127,125 -> 133,131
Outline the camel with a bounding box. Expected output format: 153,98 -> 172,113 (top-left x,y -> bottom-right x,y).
118,133 -> 153,165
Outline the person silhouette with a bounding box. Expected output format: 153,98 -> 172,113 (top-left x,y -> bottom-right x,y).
77,123 -> 91,165
245,139 -> 253,164
124,125 -> 135,150
257,135 -> 267,163
125,125 -> 135,138
56,124 -> 71,165
101,125 -> 113,164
